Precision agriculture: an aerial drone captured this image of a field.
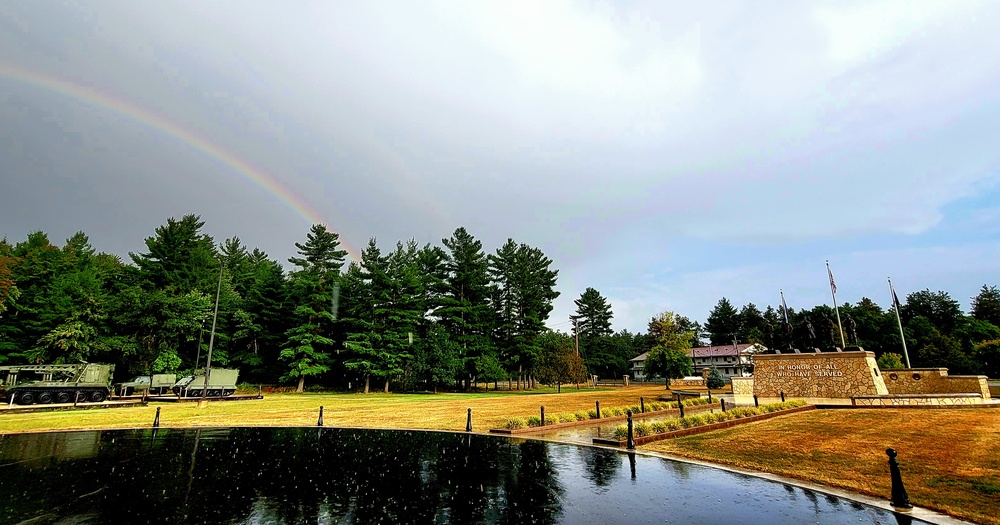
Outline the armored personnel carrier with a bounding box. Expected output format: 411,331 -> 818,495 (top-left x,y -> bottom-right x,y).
116,374 -> 177,396
0,363 -> 115,404
172,368 -> 239,398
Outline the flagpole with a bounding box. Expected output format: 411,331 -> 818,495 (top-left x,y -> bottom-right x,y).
827,261 -> 846,349
888,277 -> 911,368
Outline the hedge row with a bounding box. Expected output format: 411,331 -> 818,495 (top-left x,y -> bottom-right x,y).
500,397 -> 714,429
611,400 -> 809,440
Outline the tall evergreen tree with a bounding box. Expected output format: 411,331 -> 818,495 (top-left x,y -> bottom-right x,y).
971,285 -> 1000,328
488,239 -> 560,388
439,228 -> 494,389
704,297 -> 740,345
281,224 -> 348,392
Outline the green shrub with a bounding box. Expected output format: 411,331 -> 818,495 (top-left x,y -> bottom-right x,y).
664,419 -> 681,431
527,416 -> 542,427
628,404 -> 641,414
686,415 -> 705,427
575,410 -> 590,421
501,417 -> 526,430
612,424 -> 629,440
558,413 -> 576,423
588,409 -> 599,419
634,421 -> 652,437
545,415 -> 558,426
651,421 -> 667,434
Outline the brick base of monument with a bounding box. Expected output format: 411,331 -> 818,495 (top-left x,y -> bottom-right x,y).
752,350 -> 888,398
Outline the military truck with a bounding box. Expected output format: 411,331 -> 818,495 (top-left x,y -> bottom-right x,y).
171,368 -> 239,398
0,363 -> 115,405
115,374 -> 177,396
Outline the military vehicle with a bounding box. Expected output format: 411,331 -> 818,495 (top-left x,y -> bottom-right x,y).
0,363 -> 115,404
115,374 -> 177,396
172,368 -> 239,397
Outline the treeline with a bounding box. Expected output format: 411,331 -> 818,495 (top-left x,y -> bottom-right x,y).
698,292 -> 1000,377
0,216 -> 597,392
2,214 -> 996,392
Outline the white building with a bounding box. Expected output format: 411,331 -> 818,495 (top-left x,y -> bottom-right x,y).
629,343 -> 765,382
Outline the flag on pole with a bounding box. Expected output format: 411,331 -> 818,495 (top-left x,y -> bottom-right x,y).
890,279 -> 902,310
826,261 -> 837,295
780,289 -> 790,324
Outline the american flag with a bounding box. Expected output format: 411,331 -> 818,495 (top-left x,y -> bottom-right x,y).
827,261 -> 837,295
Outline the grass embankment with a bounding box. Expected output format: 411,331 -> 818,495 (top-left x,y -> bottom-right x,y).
0,384 -> 675,434
641,408 -> 1000,525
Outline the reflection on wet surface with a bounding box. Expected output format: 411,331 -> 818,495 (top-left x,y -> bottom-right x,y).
0,428 -> 926,525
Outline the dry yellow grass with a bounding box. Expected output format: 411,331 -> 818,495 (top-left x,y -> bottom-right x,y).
641,408 -> 1000,525
0,384 -> 672,434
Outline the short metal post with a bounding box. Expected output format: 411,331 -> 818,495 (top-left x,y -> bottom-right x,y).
258,384 -> 263,398
540,406 -> 545,426
466,408 -> 472,432
626,410 -> 635,450
753,394 -> 759,407
152,407 -> 161,428
677,394 -> 685,418
721,399 -> 727,412
640,397 -> 645,413
595,400 -> 601,419
317,406 -> 324,427
781,391 -> 785,403
886,448 -> 912,508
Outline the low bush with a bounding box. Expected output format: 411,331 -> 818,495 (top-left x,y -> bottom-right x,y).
575,410 -> 590,421
588,409 -> 599,419
612,424 -> 629,440
558,413 -> 576,423
501,417 -> 526,430
545,415 -> 558,426
634,421 -> 652,437
651,421 -> 667,434
527,416 -> 542,427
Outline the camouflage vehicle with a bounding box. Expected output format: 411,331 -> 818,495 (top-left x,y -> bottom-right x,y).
172,368 -> 239,398
115,374 -> 177,396
0,363 -> 115,405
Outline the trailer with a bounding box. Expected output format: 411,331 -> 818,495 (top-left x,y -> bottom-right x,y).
0,363 -> 115,405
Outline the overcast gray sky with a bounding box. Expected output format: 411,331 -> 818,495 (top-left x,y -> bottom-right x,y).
2,1 -> 999,333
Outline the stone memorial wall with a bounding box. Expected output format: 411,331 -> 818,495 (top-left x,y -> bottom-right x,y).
752,351 -> 888,398
883,368 -> 990,398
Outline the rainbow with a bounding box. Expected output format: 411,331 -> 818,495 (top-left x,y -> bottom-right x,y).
0,63 -> 362,261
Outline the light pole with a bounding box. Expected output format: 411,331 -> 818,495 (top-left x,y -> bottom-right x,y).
199,262 -> 224,407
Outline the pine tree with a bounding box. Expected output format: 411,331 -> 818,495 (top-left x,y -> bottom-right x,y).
281,224 -> 348,392
439,228 -> 494,389
971,285 -> 1000,328
704,297 -> 740,345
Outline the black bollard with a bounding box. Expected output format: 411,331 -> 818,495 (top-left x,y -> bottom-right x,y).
721,399 -> 727,412
886,448 -> 912,508
640,397 -> 645,413
628,452 -> 637,479
466,408 -> 472,432
152,406 -> 161,428
626,409 -> 635,450
707,390 -> 712,403
781,391 -> 786,403
753,394 -> 759,407
540,406 -> 545,426
596,400 -> 601,419
677,394 -> 685,418
317,406 -> 324,427
258,384 -> 263,398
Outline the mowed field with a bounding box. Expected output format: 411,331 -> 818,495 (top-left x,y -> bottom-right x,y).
642,408 -> 1000,525
2,388 -> 997,524
0,384 -> 671,434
